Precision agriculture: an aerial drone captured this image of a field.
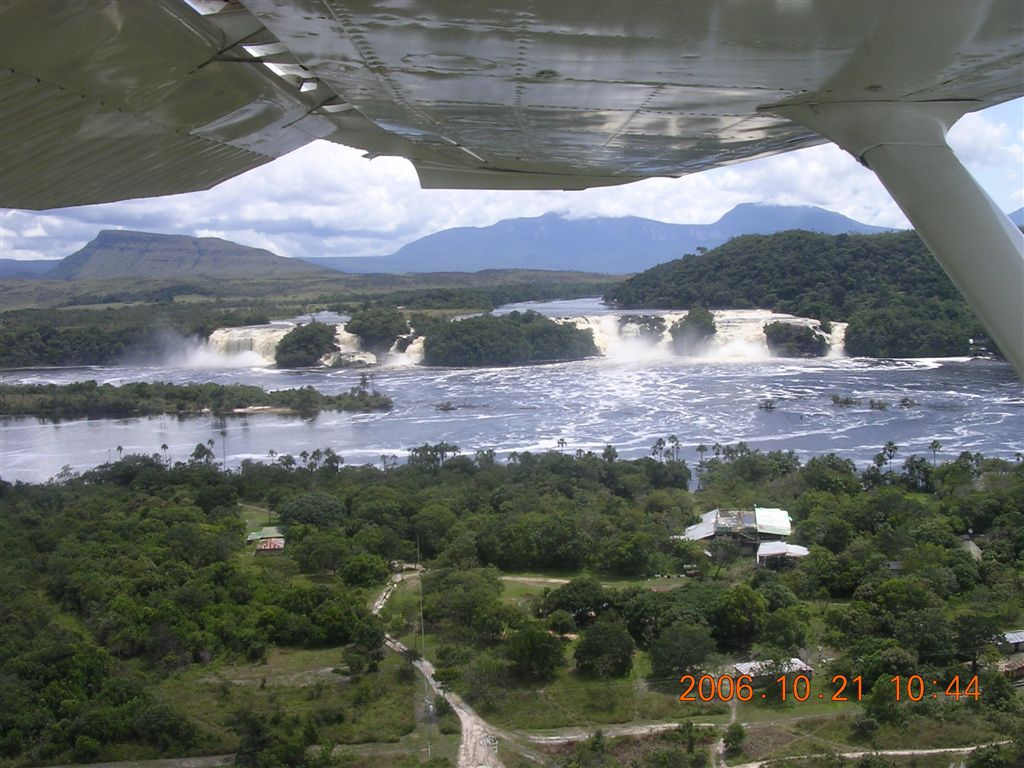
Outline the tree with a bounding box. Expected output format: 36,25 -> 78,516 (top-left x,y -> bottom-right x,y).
542,575 -> 609,623
711,584 -> 768,650
667,434 -> 681,462
883,441 -> 898,474
649,621 -> 715,679
723,723 -> 745,755
761,606 -> 808,654
574,614 -> 635,678
190,442 -> 215,464
709,537 -> 741,578
228,709 -> 274,767
279,491 -> 346,527
462,651 -> 508,710
966,743 -> 1024,768
696,443 -> 708,489
546,610 -> 576,635
651,437 -> 666,462
505,622 -> 566,681
340,553 -> 389,586
953,610 -> 1002,672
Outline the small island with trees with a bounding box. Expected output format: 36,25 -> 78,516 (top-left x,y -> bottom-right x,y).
0,378 -> 392,419
422,310 -> 598,367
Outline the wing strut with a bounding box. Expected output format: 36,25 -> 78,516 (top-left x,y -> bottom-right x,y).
771,101 -> 1024,377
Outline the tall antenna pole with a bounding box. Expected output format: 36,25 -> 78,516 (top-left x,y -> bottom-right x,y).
417,535 -> 431,759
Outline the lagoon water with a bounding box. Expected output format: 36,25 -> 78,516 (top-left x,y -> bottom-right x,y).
1,300 -> 1021,483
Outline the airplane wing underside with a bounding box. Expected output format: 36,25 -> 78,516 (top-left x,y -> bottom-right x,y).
1,0 -> 1021,207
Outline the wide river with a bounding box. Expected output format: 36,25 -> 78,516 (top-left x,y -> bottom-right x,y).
2,300 -> 1021,482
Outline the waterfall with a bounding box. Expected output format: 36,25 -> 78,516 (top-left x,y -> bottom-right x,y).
204,325 -> 293,365
322,325 -> 379,367
557,309 -> 845,360
198,308 -> 846,368
382,335 -> 425,367
825,321 -> 849,358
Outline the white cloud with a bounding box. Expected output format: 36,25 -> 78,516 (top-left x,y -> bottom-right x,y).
1,99 -> 1020,262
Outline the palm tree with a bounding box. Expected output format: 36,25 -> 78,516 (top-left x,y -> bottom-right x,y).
557,438 -> 567,453
929,440 -> 942,467
116,445 -> 123,458
695,443 -> 708,490
667,435 -> 681,462
160,443 -> 169,466
651,437 -> 666,462
883,441 -> 898,474
323,448 -> 342,471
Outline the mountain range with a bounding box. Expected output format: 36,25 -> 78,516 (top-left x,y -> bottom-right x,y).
3,204 -> 1021,279
23,230 -> 331,280
302,203 -> 895,274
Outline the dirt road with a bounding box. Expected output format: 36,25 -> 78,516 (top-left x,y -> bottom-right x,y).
375,574 -> 505,768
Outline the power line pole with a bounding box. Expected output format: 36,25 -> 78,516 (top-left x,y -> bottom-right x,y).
417,535 -> 431,759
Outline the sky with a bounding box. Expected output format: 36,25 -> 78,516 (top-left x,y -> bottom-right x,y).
1,99 -> 1021,263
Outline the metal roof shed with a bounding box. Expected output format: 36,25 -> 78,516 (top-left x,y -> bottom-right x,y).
754,507 -> 792,537
757,541 -> 809,564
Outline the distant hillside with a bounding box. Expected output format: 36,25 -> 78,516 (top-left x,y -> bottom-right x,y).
605,230 -> 991,358
1010,207 -> 1024,226
303,203 -> 892,274
49,230 -> 330,280
0,259 -> 56,279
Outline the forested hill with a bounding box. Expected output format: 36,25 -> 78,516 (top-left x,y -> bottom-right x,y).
50,230 -> 331,280
605,230 -> 992,358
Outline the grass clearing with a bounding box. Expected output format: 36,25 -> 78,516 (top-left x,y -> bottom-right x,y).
155,648 -> 421,752
239,503 -> 273,530
733,675 -> 854,723
537,724 -> 718,768
466,643 -> 724,731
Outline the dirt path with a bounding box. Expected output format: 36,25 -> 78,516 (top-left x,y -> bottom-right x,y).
725,742 -> 1009,768
500,575 -> 571,586
374,573 -> 504,768
520,722 -> 687,744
